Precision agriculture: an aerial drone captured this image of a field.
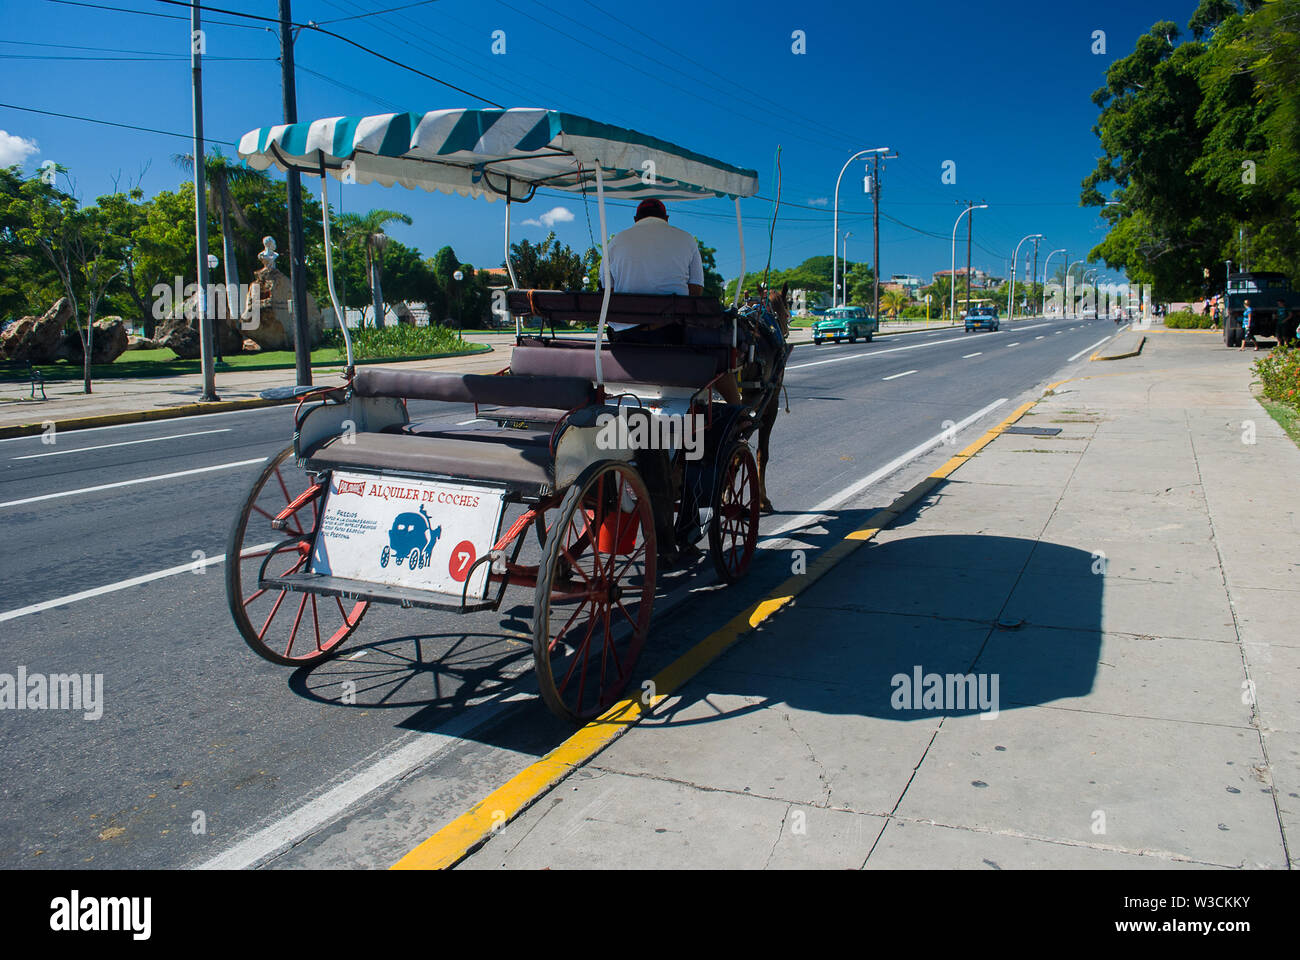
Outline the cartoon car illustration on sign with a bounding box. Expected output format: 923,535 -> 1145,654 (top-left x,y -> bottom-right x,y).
379,503 -> 442,569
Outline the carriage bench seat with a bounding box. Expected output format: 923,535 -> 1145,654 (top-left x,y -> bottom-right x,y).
303,429 -> 556,494
508,289 -> 727,329
351,367 -> 593,410
510,342 -> 724,389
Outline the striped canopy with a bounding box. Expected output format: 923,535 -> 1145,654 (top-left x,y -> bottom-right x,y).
238,108 -> 759,203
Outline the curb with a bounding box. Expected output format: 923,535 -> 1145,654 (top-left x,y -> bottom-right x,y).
0,344 -> 496,440
1091,334 -> 1145,362
391,390 -> 1045,870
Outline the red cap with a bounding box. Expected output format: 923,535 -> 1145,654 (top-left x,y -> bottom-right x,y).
634,198 -> 668,222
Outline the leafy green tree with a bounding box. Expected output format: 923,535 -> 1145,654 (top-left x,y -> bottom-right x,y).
336,208 -> 413,326
510,232 -> 585,290
697,241 -> 725,300
173,147 -> 265,322
12,177 -> 126,392
0,166 -> 62,322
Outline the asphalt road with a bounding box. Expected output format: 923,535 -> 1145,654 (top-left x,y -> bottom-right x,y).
0,314 -> 1119,868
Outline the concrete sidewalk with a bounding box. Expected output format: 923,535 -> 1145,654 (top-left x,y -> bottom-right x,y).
461,330 -> 1298,870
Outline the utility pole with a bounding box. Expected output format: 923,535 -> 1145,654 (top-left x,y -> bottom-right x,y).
191,1 -> 218,401
868,150 -> 898,321
279,0 -> 312,386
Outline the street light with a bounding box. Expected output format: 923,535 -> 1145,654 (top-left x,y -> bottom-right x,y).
950,204 -> 988,321
1065,259 -> 1086,317
1041,248 -> 1066,317
842,231 -> 852,303
453,269 -> 464,341
207,253 -> 223,361
833,148 -> 889,308
1007,234 -> 1043,321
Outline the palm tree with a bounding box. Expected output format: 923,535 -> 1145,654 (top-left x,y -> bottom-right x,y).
172,147 -> 262,328
880,289 -> 910,320
337,209 -> 413,327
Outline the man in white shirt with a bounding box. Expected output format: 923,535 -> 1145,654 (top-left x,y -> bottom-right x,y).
607,198 -> 704,299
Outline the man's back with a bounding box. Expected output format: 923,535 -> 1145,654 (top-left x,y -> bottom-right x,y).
607,217 -> 703,296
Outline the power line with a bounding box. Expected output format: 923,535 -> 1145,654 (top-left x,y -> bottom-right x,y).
42,0 -> 264,31
315,0 -> 441,25
0,100 -> 239,145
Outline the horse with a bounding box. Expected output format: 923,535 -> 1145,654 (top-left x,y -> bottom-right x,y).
736,282 -> 791,514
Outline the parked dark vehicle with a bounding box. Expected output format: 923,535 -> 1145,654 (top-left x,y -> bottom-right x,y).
1224,272 -> 1299,348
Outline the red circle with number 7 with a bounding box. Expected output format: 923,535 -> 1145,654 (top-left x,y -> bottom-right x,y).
449,540 -> 476,582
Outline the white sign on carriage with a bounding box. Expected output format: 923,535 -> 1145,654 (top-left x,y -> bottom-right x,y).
310,471 -> 505,599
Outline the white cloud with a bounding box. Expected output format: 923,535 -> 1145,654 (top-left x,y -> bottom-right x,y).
807,197 -> 829,207
0,130 -> 39,168
521,205 -> 575,230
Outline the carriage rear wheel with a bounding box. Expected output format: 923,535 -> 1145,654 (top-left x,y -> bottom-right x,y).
709,442 -> 761,584
227,444 -> 368,666
533,461 -> 657,723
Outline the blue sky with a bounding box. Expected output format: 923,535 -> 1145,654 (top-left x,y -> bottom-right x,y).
0,0 -> 1202,288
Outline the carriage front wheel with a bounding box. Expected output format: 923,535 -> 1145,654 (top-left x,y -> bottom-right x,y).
226,444 -> 368,666
533,460 -> 657,723
709,442 -> 761,584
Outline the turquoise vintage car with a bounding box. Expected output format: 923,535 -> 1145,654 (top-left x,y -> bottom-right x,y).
812,306 -> 878,344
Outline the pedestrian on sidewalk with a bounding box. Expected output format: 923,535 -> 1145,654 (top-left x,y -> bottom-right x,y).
1276,299 -> 1294,347
1240,300 -> 1255,351
1212,300 -> 1222,330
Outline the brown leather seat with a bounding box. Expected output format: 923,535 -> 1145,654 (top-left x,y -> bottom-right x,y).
510,342 -> 723,388
507,289 -> 726,329
352,367 -> 592,410
304,430 -> 555,493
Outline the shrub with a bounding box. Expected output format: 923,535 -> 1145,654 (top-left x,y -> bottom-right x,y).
1254,344 -> 1300,407
322,324 -> 475,360
1163,309 -> 1216,329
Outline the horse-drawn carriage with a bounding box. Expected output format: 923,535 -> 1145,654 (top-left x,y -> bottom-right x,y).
227,108 -> 788,722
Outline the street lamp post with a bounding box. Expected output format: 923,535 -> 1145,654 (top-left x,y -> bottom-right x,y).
1065,259 -> 1086,318
207,253 -> 223,361
1007,233 -> 1043,321
453,269 -> 464,341
950,203 -> 988,321
842,231 -> 852,303
833,148 -> 888,308
1041,248 -> 1066,318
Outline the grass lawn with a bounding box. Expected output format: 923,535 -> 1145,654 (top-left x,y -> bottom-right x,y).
1258,396 -> 1300,449
3,341 -> 483,382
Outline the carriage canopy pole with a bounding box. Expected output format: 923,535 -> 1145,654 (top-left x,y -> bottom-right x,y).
594,163 -> 613,387
504,191 -> 521,339
732,197 -> 745,345
318,155 -> 355,375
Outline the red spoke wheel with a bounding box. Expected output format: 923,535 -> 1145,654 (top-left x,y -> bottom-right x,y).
533,461 -> 656,723
709,442 -> 761,584
226,444 -> 368,666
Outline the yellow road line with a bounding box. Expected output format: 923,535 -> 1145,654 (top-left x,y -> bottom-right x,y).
391,394 -> 1043,870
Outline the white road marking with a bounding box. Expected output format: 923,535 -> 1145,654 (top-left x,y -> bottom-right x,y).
962,352 -> 982,358
0,405 -> 280,444
1012,323 -> 1049,332
882,370 -> 917,381
1035,336 -> 1045,340
0,542 -> 275,624
196,695 -> 519,870
1055,331 -> 1062,335
0,457 -> 266,509
760,396 -> 1009,543
787,335 -> 968,371
347,650 -> 371,660
456,419 -> 487,425
1068,335 -> 1113,362
11,428 -> 231,460
1007,342 -> 1021,347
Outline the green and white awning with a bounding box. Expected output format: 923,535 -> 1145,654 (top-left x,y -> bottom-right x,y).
237,108 -> 758,203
